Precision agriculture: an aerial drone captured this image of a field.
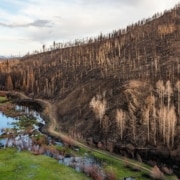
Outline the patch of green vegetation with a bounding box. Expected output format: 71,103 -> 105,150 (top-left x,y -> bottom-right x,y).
64,146 -> 149,179
0,96 -> 8,104
11,115 -> 38,129
63,146 -> 87,157
0,148 -> 90,180
73,146 -> 88,156
90,150 -> 149,180
31,133 -> 48,145
70,146 -> 177,180
92,150 -> 178,180
56,145 -> 70,153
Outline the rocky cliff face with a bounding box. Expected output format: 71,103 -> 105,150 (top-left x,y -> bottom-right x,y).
0,4 -> 180,171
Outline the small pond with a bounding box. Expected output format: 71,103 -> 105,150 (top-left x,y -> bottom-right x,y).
0,105 -> 44,134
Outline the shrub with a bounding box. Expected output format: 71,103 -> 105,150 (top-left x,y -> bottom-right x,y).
150,165 -> 165,180
161,166 -> 173,175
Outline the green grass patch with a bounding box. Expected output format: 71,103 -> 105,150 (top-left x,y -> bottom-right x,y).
94,150 -> 178,180
91,150 -> 150,180
56,145 -> 71,154
69,146 -> 150,179
11,115 -> 38,129
73,146 -> 177,180
0,96 -> 8,104
71,146 -> 88,156
0,148 -> 90,180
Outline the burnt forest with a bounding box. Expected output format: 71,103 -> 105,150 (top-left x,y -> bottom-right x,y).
0,3 -> 180,177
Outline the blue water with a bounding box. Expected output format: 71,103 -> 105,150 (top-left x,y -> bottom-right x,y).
0,106 -> 44,134
0,112 -> 15,135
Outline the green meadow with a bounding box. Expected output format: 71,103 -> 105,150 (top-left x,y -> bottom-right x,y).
0,148 -> 90,180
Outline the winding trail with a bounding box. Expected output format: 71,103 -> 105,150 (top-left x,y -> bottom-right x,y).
4,91 -> 151,174
37,98 -> 151,173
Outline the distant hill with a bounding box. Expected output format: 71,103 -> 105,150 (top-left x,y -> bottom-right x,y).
0,3 -> 180,175
0,55 -> 21,61
0,56 -> 7,60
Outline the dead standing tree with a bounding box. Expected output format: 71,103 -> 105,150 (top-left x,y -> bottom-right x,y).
89,94 -> 107,128
175,80 -> 180,123
116,109 -> 126,140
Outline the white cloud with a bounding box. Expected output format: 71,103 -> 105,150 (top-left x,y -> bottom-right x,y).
0,0 -> 179,56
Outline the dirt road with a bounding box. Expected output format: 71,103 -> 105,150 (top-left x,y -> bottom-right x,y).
36,96 -> 151,173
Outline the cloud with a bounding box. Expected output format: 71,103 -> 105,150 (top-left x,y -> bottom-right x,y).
80,0 -> 142,6
29,20 -> 52,27
0,0 -> 179,56
0,19 -> 52,28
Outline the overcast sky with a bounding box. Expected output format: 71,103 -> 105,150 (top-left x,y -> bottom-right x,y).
0,0 -> 179,56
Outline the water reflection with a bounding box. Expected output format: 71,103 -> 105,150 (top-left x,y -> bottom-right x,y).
0,105 -> 44,146
0,114 -> 14,133
15,105 -> 45,125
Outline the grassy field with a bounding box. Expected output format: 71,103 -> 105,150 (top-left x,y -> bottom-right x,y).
0,148 -> 90,180
0,96 -> 8,104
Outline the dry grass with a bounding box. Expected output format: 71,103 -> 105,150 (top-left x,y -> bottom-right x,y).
158,23 -> 176,35
124,80 -> 148,89
161,166 -> 173,175
150,165 -> 165,180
